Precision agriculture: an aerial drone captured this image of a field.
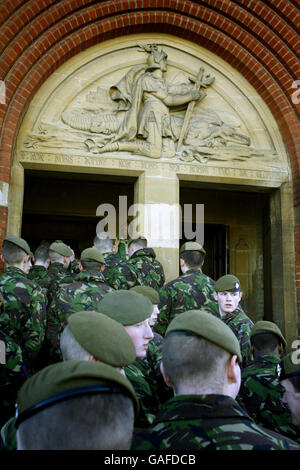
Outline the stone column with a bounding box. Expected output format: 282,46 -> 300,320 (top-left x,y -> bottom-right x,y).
7,163 -> 24,236
133,170 -> 180,283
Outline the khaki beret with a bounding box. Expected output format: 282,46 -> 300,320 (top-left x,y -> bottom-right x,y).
15,360 -> 139,427
179,242 -> 206,255
80,247 -> 104,264
278,351 -> 300,382
250,320 -> 286,348
4,235 -> 33,257
214,274 -> 241,292
67,311 -> 136,366
166,309 -> 242,363
49,241 -> 72,257
130,285 -> 159,305
98,290 -> 153,326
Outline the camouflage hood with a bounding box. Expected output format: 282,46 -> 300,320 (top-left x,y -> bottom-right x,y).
130,248 -> 156,260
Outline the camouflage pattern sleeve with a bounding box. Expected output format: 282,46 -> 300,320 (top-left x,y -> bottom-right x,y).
223,309 -> 253,367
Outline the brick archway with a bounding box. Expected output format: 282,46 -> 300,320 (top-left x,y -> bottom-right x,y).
0,0 -> 299,332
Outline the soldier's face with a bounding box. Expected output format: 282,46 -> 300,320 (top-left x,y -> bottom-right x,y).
213,291 -> 242,316
281,379 -> 300,426
125,318 -> 154,358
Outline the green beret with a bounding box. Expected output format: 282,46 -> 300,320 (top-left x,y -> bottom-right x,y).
98,290 -> 153,326
15,360 -> 138,427
80,247 -> 104,264
179,242 -> 206,255
214,274 -> 241,292
67,311 -> 136,366
250,320 -> 286,348
130,286 -> 159,305
278,351 -> 300,382
4,235 -> 33,257
166,309 -> 242,363
49,241 -> 72,257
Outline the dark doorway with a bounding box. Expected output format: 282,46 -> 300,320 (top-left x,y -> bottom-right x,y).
22,170 -> 136,257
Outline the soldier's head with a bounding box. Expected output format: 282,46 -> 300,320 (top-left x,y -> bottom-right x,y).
161,310 -> 242,399
1,236 -> 33,273
130,285 -> 160,326
179,242 -> 206,273
98,290 -> 154,359
278,351 -> 300,426
213,275 -> 243,317
48,241 -> 73,269
128,237 -> 147,258
250,321 -> 286,358
33,243 -> 50,268
79,247 -> 105,273
93,233 -> 116,254
15,360 -> 138,450
60,311 -> 136,374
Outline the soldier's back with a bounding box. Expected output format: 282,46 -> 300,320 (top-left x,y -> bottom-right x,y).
132,394 -> 300,450
127,248 -> 165,290
156,269 -> 216,336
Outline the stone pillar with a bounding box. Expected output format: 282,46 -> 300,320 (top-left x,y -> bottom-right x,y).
133,170 -> 180,282
7,164 -> 24,236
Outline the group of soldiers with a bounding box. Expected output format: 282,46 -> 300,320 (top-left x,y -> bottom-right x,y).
0,232 -> 299,450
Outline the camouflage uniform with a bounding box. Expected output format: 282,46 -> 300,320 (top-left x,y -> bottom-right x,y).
127,248 -> 165,290
223,308 -> 253,368
28,265 -> 50,286
237,353 -> 300,443
0,266 -> 47,375
156,269 -> 216,336
132,394 -> 300,450
0,331 -> 28,427
45,270 -> 114,363
102,252 -> 125,289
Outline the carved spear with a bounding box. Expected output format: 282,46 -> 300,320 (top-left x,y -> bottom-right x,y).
176,67 -> 213,152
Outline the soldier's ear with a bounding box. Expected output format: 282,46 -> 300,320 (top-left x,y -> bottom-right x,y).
100,264 -> 105,272
160,362 -> 173,388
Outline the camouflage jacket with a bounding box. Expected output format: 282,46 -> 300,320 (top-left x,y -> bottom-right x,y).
102,252 -> 124,289
127,248 -> 165,290
223,308 -> 253,368
125,362 -> 159,428
45,270 -> 114,363
132,394 -> 300,450
0,267 -> 47,374
0,331 -> 28,427
156,269 -> 216,336
28,265 -> 50,286
43,262 -> 75,289
237,354 -> 300,443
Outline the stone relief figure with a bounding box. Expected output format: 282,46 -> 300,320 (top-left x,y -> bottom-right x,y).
24,44 -> 260,162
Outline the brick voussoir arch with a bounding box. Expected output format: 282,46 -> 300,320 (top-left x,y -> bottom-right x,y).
0,9 -> 299,187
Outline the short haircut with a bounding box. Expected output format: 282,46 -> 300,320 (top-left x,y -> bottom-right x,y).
34,244 -> 49,263
17,393 -> 134,450
2,240 -> 27,265
48,249 -> 64,263
251,332 -> 281,354
93,235 -> 114,253
60,325 -> 90,361
180,251 -> 204,269
128,238 -> 147,251
162,332 -> 230,393
80,259 -> 102,271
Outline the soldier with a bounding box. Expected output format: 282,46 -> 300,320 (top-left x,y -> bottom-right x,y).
98,290 -> 159,426
93,233 -> 124,288
45,241 -> 75,289
132,310 -> 300,450
127,237 -> 165,290
237,321 -> 299,442
45,247 -> 114,363
28,242 -> 50,286
156,241 -> 216,337
206,274 -> 253,368
130,285 -> 172,408
15,360 -> 138,450
0,236 -> 47,375
279,351 -> 300,427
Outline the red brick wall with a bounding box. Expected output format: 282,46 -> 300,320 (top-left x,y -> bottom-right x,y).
0,0 -> 299,333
